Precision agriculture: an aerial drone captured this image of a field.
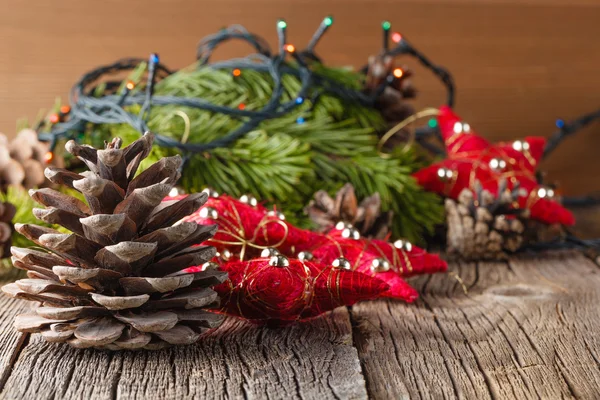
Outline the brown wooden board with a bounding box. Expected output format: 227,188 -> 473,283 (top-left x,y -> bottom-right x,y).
0,253 -> 599,398
0,308 -> 368,399
0,269 -> 32,391
352,252 -> 600,399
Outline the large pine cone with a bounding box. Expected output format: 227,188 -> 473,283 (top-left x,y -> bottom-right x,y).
305,183 -> 393,240
445,181 -> 527,260
2,133 -> 227,350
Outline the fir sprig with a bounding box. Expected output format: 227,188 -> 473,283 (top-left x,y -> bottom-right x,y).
95,62 -> 443,242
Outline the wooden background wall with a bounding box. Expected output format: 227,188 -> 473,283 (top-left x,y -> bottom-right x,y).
0,0 -> 599,195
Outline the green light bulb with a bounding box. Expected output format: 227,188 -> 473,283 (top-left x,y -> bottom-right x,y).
277,20 -> 287,29
382,21 -> 391,30
428,119 -> 438,129
324,16 -> 333,26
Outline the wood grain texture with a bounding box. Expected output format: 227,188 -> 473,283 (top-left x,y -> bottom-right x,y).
0,254 -> 599,398
1,308 -> 368,400
0,0 -> 599,195
351,252 -> 600,399
0,269 -> 31,392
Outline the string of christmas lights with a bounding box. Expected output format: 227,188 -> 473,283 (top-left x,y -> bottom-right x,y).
37,18 -> 452,166
543,108 -> 600,159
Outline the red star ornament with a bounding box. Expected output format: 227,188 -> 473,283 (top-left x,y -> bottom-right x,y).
413,106 -> 574,226
308,227 -> 447,301
207,256 -> 390,325
182,194 -> 447,304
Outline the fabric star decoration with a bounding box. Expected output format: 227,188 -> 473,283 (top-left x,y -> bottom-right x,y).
308,226 -> 447,301
413,106 -> 575,226
205,256 -> 390,325
180,193 -> 448,323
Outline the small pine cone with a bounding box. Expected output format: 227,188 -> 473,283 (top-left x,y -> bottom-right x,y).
363,55 -> 417,149
2,133 -> 227,350
446,187 -> 527,260
305,184 -> 392,240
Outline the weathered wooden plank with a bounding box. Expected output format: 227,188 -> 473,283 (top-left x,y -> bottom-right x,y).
0,269 -> 31,391
1,307 -> 367,400
352,252 -> 600,399
0,296 -> 29,392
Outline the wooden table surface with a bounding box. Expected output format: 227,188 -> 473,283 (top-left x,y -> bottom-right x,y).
0,251 -> 598,399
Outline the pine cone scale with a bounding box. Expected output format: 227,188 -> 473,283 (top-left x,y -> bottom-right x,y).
36,305 -> 109,320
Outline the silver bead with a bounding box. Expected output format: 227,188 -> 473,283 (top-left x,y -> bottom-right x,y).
200,261 -> 220,271
168,187 -> 185,197
332,257 -> 352,270
341,226 -> 360,240
261,248 -> 280,258
239,194 -> 258,207
489,158 -> 507,171
537,187 -> 555,199
453,121 -> 470,134
220,249 -> 232,261
202,187 -> 219,198
267,210 -> 286,220
393,239 -> 413,252
297,251 -> 314,262
437,167 -> 453,182
199,207 -> 218,220
511,140 -> 530,152
370,258 -> 391,273
335,221 -> 360,240
269,254 -> 290,268
335,221 -> 350,231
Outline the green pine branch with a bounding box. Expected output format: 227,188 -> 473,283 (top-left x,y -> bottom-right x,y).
71,60 -> 442,242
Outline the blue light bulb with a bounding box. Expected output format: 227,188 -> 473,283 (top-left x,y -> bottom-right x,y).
296,117 -> 305,124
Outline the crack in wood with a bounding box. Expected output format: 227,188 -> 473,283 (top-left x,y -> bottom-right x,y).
0,331 -> 29,392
